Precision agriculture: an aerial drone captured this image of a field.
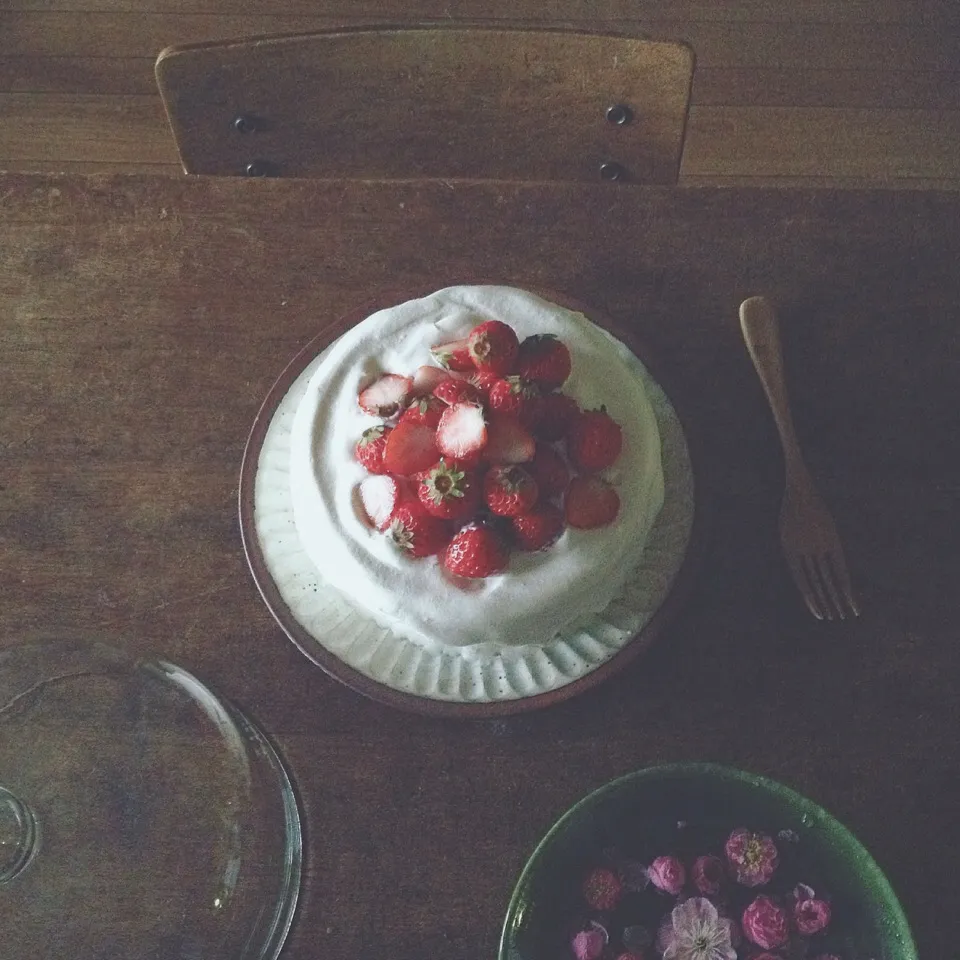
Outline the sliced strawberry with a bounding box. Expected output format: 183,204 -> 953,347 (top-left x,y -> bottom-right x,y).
388,504 -> 452,558
357,373 -> 413,418
382,421 -> 439,476
436,402 -> 487,462
527,443 -> 570,499
516,334 -> 572,389
483,414 -> 535,464
411,364 -> 451,396
468,320 -> 519,375
483,464 -> 539,517
416,460 -> 481,521
399,395 -> 445,429
354,424 -> 393,474
432,378 -> 483,407
564,476 -> 620,529
443,522 -> 510,578
430,337 -> 475,372
567,406 -> 623,472
510,503 -> 565,551
358,474 -> 407,530
533,391 -> 579,442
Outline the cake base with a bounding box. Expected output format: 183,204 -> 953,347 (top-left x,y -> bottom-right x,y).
240,291 -> 704,717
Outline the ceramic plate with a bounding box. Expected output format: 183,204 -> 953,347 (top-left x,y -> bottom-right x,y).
239,290 -> 706,716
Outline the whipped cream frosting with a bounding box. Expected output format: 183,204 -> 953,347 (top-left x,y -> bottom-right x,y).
289,286 -> 664,650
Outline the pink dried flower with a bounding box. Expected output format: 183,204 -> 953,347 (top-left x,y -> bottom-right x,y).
691,855 -> 724,895
794,895 -> 832,935
572,926 -> 606,960
725,828 -> 779,886
742,895 -> 790,950
648,855 -> 686,895
583,866 -> 622,910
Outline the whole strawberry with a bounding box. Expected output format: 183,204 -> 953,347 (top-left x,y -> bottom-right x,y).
484,465 -> 539,517
388,504 -> 451,558
533,391 -> 578,442
354,424 -> 393,474
468,319 -> 519,375
567,406 -> 623,472
510,503 -> 565,551
399,395 -> 445,429
443,523 -> 510,578
516,333 -> 572,389
565,476 -> 620,529
527,443 -> 570,500
417,460 -> 480,521
488,376 -> 542,428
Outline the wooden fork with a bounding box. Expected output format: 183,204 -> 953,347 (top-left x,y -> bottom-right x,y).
739,296 -> 860,620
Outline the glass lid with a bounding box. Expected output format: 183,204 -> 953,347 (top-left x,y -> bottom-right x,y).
0,640 -> 301,959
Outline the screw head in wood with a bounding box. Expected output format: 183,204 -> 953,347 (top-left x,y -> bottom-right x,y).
605,104 -> 633,126
599,161 -> 626,182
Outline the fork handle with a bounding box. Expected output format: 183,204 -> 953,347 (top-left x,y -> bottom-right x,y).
739,296 -> 809,475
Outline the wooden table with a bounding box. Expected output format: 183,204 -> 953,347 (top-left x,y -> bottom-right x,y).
1,173 -> 957,959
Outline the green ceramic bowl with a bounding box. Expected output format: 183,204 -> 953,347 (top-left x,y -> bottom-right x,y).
500,763 -> 916,960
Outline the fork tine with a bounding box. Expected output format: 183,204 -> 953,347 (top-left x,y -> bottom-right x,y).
814,555 -> 847,621
786,553 -> 826,620
800,554 -> 835,620
824,551 -> 861,618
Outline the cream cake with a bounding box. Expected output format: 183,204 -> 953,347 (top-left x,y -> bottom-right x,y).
289,285 -> 664,650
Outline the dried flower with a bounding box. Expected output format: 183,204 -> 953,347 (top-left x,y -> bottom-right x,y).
725,828 -> 779,887
691,855 -> 724,896
794,895 -> 832,935
742,895 -> 790,950
571,923 -> 607,960
583,866 -> 623,910
660,897 -> 737,960
648,855 -> 686,896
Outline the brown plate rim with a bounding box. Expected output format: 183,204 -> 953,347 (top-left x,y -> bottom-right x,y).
238,285 -> 710,718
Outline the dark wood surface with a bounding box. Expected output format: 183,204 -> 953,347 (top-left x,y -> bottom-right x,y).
1,173 -> 958,959
3,1 -> 960,187
156,27 -> 693,183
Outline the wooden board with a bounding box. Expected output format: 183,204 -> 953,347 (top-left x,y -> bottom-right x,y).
155,26 -> 693,182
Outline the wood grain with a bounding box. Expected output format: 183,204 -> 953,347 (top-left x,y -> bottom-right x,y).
156,28 -> 693,182
1,173 -> 958,957
0,2 -> 958,184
